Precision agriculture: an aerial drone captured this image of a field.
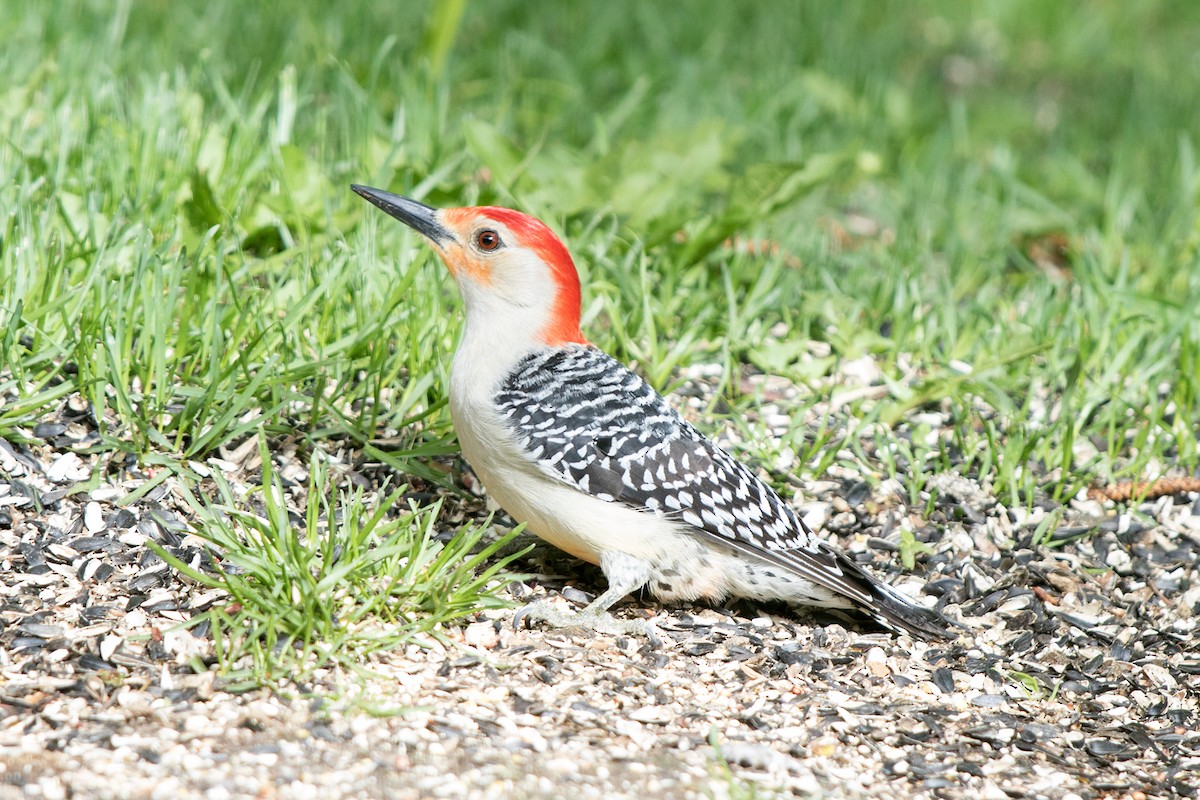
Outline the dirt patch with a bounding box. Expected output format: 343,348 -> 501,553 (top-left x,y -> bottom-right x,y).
2,394 -> 1198,799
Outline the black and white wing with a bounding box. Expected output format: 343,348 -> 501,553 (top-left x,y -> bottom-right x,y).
492,345 -> 945,637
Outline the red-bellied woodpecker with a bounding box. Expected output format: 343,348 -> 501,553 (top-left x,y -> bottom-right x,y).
352,185 -> 947,640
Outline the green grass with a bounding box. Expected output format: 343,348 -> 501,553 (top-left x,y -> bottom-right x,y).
150,437 -> 524,689
2,1 -> 1199,675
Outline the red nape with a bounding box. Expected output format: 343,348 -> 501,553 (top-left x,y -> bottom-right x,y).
477,206 -> 587,346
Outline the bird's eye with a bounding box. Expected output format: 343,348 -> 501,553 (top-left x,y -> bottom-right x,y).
475,229 -> 501,251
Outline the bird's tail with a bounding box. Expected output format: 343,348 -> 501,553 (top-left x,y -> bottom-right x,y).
864,578 -> 953,640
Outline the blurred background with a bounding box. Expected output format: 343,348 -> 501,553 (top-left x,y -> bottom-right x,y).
2,0 -> 1198,502
7,1 -> 1198,235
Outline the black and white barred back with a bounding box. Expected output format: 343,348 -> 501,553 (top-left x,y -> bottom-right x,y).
493,344 -> 947,638
496,347 -> 809,546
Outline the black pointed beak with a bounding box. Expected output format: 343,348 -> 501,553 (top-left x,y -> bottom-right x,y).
351,184 -> 454,245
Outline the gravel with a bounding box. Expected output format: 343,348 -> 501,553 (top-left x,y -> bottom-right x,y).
2,370 -> 1199,799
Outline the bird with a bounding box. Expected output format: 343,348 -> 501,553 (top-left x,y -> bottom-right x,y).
351,184 -> 948,640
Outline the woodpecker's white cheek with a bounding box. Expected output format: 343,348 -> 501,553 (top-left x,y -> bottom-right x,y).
491,250 -> 558,310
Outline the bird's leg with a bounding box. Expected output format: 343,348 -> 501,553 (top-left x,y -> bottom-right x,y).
515,552 -> 662,646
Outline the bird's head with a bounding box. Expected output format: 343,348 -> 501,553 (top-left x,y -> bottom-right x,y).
352,185 -> 586,348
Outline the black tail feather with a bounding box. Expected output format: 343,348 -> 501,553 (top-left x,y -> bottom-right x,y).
866,580 -> 955,640
833,551 -> 956,640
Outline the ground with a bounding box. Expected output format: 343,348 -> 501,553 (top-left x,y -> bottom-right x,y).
2,368 -> 1198,800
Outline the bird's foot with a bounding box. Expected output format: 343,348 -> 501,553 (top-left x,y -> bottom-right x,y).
514,600 -> 662,648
